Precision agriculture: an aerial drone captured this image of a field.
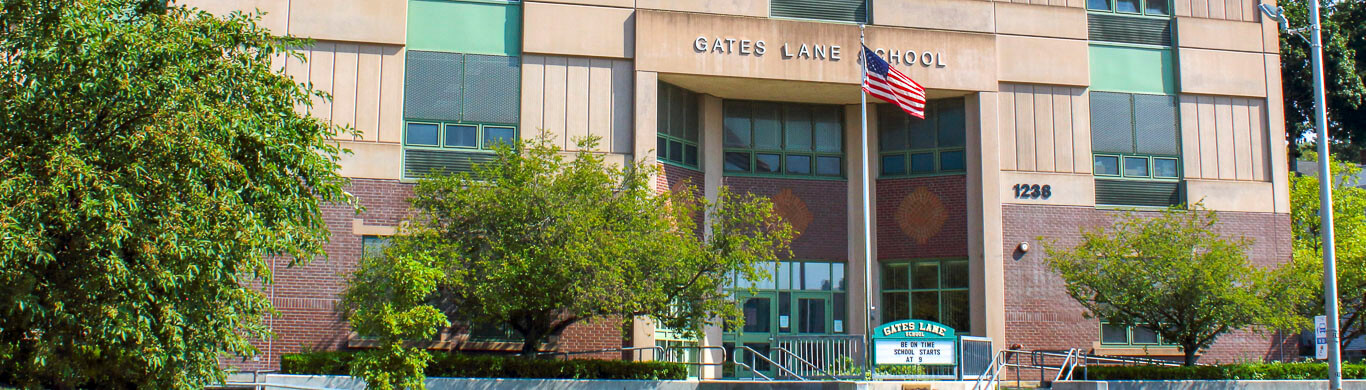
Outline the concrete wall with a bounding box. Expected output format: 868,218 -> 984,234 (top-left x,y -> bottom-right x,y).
521,55 -> 635,155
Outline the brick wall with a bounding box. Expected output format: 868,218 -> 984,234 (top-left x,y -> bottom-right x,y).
722,176 -> 849,261
223,178 -> 629,371
875,175 -> 969,260
1001,204 -> 1298,363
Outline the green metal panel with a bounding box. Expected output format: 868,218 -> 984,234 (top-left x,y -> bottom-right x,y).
1089,45 -> 1175,95
407,0 -> 521,56
1094,179 -> 1181,207
771,0 -> 868,23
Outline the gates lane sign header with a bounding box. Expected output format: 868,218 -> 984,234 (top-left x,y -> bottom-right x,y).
873,319 -> 957,366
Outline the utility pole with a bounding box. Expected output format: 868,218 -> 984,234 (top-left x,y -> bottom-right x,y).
1259,2 -> 1341,388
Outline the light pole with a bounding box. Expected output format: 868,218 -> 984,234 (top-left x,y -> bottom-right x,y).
1260,2 -> 1341,388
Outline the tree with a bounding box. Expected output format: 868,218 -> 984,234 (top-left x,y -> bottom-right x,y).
343,133 -> 794,389
1289,153 -> 1366,351
1278,0 -> 1366,157
0,1 -> 354,388
1042,207 -> 1308,366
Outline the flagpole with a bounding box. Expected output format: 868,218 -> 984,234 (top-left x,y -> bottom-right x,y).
858,24 -> 875,379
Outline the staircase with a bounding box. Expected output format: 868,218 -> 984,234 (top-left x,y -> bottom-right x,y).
973,348 -> 1185,389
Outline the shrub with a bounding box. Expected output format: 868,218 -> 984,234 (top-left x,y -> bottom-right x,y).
1083,362 -> 1366,380
279,351 -> 687,380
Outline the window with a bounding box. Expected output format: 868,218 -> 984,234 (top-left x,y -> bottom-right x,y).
1100,322 -> 1178,346
1087,0 -> 1170,16
1090,91 -> 1182,207
403,51 -> 520,179
878,98 -> 967,177
881,259 -> 969,332
361,235 -> 391,259
467,321 -> 519,343
1090,92 -> 1179,180
658,82 -> 700,168
723,101 -> 844,178
771,0 -> 868,23
729,261 -> 849,334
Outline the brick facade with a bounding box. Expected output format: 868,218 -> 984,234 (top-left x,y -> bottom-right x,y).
875,175 -> 970,260
224,178 -> 628,371
1001,203 -> 1298,363
722,176 -> 849,261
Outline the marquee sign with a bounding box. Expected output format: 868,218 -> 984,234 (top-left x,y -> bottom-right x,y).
872,319 -> 957,366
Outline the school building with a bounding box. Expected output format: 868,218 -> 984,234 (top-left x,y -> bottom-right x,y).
189,0 -> 1296,377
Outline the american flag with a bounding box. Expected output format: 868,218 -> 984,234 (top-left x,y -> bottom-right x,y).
861,45 -> 926,119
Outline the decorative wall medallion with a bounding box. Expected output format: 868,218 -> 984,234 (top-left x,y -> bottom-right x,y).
772,188 -> 813,237
896,187 -> 947,245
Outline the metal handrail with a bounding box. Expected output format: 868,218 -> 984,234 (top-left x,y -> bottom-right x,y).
972,349 -> 1008,390
731,345 -> 807,381
658,345 -> 728,367
207,383 -> 340,390
771,346 -> 839,380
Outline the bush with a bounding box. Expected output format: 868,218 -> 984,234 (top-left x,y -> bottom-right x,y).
280,351 -> 687,380
1084,362 -> 1366,380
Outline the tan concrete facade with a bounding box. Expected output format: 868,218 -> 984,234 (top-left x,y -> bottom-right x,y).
191,0 -> 1294,375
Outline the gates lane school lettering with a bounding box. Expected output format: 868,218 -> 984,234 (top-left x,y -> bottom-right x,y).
693,36 -> 947,67
881,321 -> 949,337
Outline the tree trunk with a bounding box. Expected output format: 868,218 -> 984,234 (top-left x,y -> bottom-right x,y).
1182,343 -> 1199,366
520,331 -> 545,358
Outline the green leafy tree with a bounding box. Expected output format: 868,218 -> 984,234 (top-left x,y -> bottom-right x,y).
0,1 -> 354,388
343,133 -> 794,389
1278,0 -> 1366,156
1042,207 -> 1309,366
1289,153 -> 1366,351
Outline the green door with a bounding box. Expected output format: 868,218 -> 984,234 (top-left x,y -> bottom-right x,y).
732,292 -> 776,378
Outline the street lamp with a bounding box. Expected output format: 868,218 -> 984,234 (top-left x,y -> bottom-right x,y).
1259,2 -> 1342,389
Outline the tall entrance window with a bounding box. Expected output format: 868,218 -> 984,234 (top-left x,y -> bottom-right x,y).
881,259 -> 969,331
723,101 -> 844,178
723,261 -> 848,377
658,82 -> 700,168
877,98 -> 967,177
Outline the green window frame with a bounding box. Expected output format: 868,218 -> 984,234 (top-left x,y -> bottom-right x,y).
877,98 -> 967,178
722,101 -> 845,179
1100,322 -> 1178,346
658,82 -> 701,168
880,259 -> 970,332
403,120 -> 517,152
1087,0 -> 1170,16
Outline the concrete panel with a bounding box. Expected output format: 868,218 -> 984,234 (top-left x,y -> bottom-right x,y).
994,3 -> 1088,40
1072,89 -> 1091,174
565,57 -> 588,147
524,2 -> 636,59
1179,97 -> 1203,179
1015,84 -> 1036,171
611,61 -> 635,154
288,0 -> 405,45
1179,48 -> 1267,97
355,45 -> 382,141
1186,179 -> 1278,212
634,71 -> 659,165
999,85 -> 1018,171
377,46 -> 404,143
181,0 -> 288,33
1249,99 -> 1268,181
635,10 -> 998,92
999,171 -> 1096,207
1232,100 -> 1253,180
544,57 -> 569,146
997,35 -> 1089,87
521,55 -> 547,137
1034,89 -> 1056,172
1177,17 -> 1263,53
1265,54 -> 1290,213
637,0 -> 768,17
530,0 -> 635,8
872,0 -> 995,34
332,43 -> 359,131
588,59 -> 614,151
1215,96 -> 1236,179
336,141 -> 401,180
1053,92 -> 1074,172
307,42 -> 335,124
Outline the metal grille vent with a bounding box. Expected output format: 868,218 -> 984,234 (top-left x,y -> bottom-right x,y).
1095,179 -> 1181,207
1133,94 -> 1179,155
462,54 -> 521,124
771,0 -> 868,23
403,149 -> 497,179
1090,92 -> 1135,154
404,51 -> 464,121
1088,14 -> 1172,46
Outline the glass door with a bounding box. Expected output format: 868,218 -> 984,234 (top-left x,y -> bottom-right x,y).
732,292 -> 776,378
